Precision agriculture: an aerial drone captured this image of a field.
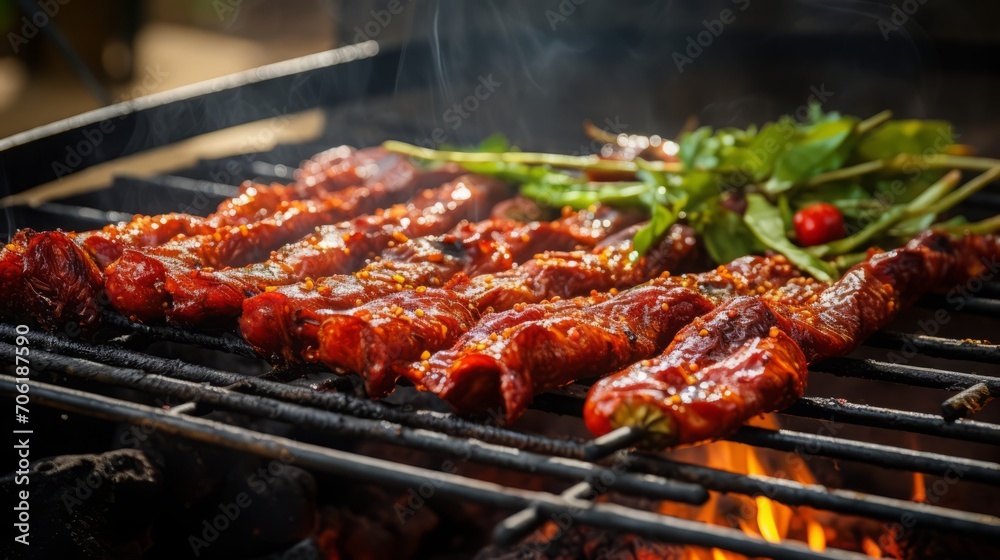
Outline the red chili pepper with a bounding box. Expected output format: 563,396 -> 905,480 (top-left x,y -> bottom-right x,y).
793,203 -> 846,246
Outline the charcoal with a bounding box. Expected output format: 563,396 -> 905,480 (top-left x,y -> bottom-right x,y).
0,449 -> 163,560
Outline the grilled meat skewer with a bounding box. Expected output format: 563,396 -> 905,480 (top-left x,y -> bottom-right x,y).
314,224 -> 699,396
584,231 -> 1000,448
403,256 -> 809,423
106,176 -> 507,327
241,205 -> 639,365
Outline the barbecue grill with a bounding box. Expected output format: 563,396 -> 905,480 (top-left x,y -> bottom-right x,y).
3,14 -> 1000,559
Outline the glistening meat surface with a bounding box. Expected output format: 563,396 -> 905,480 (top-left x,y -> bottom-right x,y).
314,224 -> 699,397
584,231 -> 1000,447
111,176 -> 507,328
241,205 -> 637,364
404,255 -> 802,423
104,167 -> 469,325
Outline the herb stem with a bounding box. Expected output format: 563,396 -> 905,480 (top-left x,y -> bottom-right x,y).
938,214 -> 1000,236
889,154 -> 1000,173
804,160 -> 884,187
856,110 -> 894,135
918,166 -> 1000,216
382,140 -> 682,173
813,170 -> 960,257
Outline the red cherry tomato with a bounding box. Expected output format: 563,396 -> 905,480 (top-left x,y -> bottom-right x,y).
793,203 -> 846,246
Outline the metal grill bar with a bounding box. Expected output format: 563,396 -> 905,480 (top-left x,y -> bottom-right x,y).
10,342 -> 709,504
784,397 -> 1000,445
864,331 -> 1000,363
918,295 -> 1000,317
0,376 -> 869,560
730,427 -> 1000,485
0,325 -> 587,458
814,358 -> 1000,393
6,327 -> 1000,545
627,454 -> 1000,539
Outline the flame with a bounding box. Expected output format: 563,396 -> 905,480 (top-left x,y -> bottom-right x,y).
806,518 -> 827,552
862,537 -> 883,558
911,471 -> 927,503
661,414 -> 838,560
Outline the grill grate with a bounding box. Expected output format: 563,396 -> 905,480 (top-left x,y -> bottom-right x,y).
2,45 -> 1000,557
2,165 -> 1000,557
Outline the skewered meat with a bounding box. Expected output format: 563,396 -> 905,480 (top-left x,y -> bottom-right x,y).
315,224 -> 699,396
584,231 -> 1000,447
241,206 -> 637,363
404,255 -> 803,422
0,147 -> 461,332
106,176 -> 507,327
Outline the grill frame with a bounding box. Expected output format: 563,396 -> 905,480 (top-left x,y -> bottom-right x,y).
2,43 -> 1000,560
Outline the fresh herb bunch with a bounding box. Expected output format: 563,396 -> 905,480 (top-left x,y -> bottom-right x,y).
383,106 -> 1000,280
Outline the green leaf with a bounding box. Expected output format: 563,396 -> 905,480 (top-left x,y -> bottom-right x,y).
632,202 -> 677,256
743,194 -> 837,281
678,126 -> 718,171
855,120 -> 953,161
765,117 -> 859,194
697,206 -> 766,264
740,119 -> 796,182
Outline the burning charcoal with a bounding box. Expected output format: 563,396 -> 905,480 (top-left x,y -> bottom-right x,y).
0,449 -> 163,560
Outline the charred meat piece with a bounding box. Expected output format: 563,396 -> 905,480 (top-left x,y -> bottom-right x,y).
241,206 -> 636,364
584,232 -> 1000,447
405,255 -> 801,422
107,176 -> 506,328
316,224 -> 699,397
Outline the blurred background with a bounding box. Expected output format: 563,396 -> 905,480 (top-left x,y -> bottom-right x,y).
2,1 -> 1000,149
0,0 -> 339,137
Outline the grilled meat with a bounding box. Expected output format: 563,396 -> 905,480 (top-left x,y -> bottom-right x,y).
106,176 -> 507,327
314,224 -> 699,396
404,255 -> 803,423
584,231 -> 1000,447
240,206 -> 638,364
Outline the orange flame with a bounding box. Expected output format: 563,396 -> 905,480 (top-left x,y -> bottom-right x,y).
862,537 -> 883,558
911,471 -> 927,503
806,518 -> 827,552
663,414 -> 839,560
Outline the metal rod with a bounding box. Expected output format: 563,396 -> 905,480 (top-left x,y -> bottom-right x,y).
863,331 -> 1000,363
728,426 -> 1000,486
493,427 -> 643,547
813,357 -> 1000,393
13,0 -> 112,105
99,313 -> 259,358
11,343 -> 707,504
918,295 -> 1000,318
784,397 -> 1000,445
0,325 -> 585,457
627,455 -> 1000,539
493,481 -> 596,545
0,376 -> 868,560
